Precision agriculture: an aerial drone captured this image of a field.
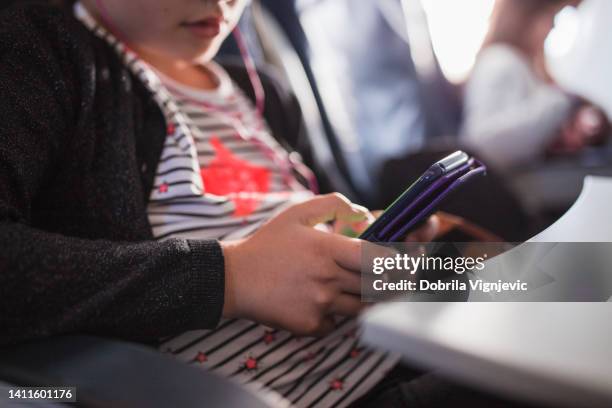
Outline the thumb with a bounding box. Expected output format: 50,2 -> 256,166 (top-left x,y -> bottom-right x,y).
288,193 -> 372,227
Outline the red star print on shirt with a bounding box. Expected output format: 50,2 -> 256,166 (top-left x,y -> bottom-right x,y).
330,378 -> 344,391
244,357 -> 258,371
167,122 -> 176,135
304,350 -> 318,363
200,136 -> 270,217
263,330 -> 276,345
195,352 -> 207,364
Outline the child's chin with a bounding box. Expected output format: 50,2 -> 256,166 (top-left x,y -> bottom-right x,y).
181,41 -> 223,63
157,46 -> 213,64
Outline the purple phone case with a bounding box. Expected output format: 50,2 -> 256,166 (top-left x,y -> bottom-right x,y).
388,162 -> 486,241
377,159 -> 475,240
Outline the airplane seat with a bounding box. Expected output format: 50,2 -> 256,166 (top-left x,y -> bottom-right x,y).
0,336 -> 276,408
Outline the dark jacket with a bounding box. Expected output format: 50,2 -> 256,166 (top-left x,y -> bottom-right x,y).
0,4 -> 307,346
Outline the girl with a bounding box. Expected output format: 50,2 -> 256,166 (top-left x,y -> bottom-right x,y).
0,0 -> 438,406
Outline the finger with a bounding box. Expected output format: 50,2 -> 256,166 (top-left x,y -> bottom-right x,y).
322,233 -> 362,272
334,267 -> 362,295
289,193 -> 372,227
337,209 -> 381,236
404,214 -> 440,243
310,315 -> 336,337
329,294 -> 363,317
334,218 -> 372,237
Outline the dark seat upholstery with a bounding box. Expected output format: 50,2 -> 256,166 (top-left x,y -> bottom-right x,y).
0,336 -> 274,408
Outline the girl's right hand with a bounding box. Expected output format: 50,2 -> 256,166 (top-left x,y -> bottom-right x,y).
220,194 -> 370,336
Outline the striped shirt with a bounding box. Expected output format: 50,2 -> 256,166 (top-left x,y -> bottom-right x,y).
147,62 -> 313,241
75,3 -> 398,407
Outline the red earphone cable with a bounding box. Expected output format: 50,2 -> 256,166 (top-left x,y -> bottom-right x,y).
90,0 -> 317,193
232,27 -> 266,118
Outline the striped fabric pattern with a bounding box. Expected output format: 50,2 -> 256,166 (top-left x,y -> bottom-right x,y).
152,70 -> 398,408
147,63 -> 312,241
74,3 -> 398,407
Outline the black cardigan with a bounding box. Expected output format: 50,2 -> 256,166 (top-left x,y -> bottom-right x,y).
0,4 -> 308,346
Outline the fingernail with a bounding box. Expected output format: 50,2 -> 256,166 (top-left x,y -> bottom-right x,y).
346,211 -> 368,222
353,205 -> 375,222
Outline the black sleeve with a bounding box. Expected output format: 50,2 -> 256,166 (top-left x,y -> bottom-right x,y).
0,5 -> 225,346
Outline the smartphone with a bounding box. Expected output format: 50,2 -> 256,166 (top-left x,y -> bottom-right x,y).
360,151 -> 486,243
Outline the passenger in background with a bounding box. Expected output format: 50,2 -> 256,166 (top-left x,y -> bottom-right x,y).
290,0 -> 455,200
461,0 -> 609,171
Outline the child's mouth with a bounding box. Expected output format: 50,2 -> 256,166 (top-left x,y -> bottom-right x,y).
181,17 -> 223,39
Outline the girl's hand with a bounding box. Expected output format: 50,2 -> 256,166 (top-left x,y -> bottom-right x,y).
401,214 -> 439,243
334,210 -> 440,243
220,194 -> 371,336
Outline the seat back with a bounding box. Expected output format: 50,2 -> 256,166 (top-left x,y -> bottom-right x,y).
0,336 -> 277,408
252,0 -> 464,204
